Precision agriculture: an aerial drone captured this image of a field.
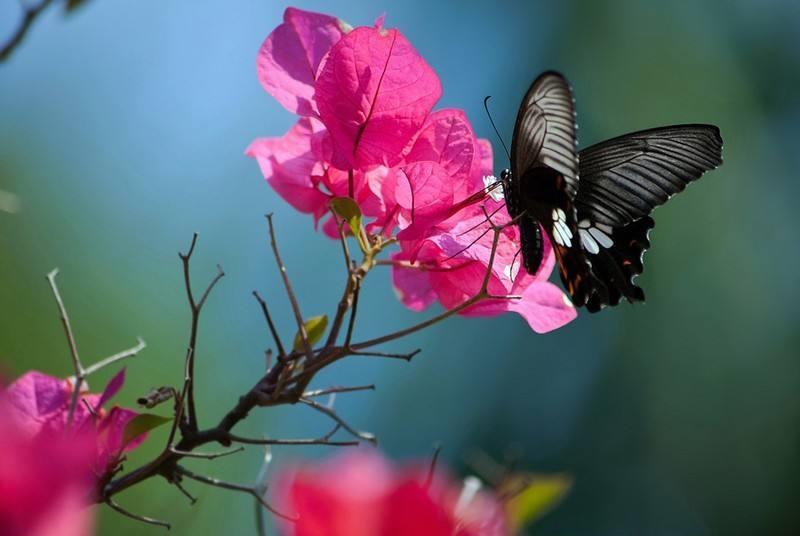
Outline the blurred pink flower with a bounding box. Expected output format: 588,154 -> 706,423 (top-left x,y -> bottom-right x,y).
276,450 -> 509,536
249,7 -> 577,332
5,369 -> 148,478
0,388 -> 96,536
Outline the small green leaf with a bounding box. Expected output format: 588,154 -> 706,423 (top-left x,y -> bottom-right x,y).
293,315 -> 328,352
121,413 -> 172,448
503,473 -> 572,530
330,197 -> 368,252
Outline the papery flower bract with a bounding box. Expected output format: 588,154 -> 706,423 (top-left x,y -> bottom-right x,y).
0,388 -> 95,536
275,450 -> 509,536
5,369 -> 148,477
392,202 -> 578,334
258,7 -> 345,116
246,118 -> 329,221
315,24 -> 442,170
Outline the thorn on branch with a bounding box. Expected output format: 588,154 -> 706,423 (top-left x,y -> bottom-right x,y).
106,498 -> 171,530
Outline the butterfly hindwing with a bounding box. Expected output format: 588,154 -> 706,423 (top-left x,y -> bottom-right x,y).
573,125 -> 722,309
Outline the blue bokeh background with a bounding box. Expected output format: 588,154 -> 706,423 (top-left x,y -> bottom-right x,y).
1,0 -> 798,534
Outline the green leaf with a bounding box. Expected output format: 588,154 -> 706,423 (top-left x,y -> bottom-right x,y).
293,315 -> 328,352
503,473 -> 572,530
330,197 -> 368,252
121,413 -> 172,448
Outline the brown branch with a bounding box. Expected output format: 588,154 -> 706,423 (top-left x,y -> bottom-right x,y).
252,291 -> 287,358
170,478 -> 198,505
84,337 -> 146,376
303,384 -> 375,398
299,397 -> 376,445
178,233 -> 225,431
0,0 -> 53,62
47,269 -> 146,427
46,269 -> 84,426
106,498 -> 171,530
350,349 -> 421,361
175,466 -> 297,522
170,446 -> 245,460
266,214 -> 313,362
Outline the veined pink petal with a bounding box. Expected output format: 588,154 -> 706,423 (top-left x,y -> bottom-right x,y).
465,280 -> 577,334
96,368 -> 126,411
5,371 -> 69,436
257,7 -> 344,116
391,253 -> 437,311
389,162 -> 455,240
246,118 -> 330,218
315,26 -> 442,170
405,109 -> 476,186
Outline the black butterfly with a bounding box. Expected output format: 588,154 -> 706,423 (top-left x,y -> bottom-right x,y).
500,71 -> 723,312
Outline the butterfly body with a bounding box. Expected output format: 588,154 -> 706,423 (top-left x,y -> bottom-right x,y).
503,71 -> 723,312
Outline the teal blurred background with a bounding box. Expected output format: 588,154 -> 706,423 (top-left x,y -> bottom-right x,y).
1,0 -> 798,534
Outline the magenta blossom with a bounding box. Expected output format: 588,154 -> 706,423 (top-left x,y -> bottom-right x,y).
248,7 -> 576,332
0,388 -> 96,536
275,449 -> 509,536
5,369 -> 148,479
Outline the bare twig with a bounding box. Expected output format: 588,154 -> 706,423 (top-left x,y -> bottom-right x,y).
106,498 -> 171,530
299,397 -> 376,445
266,214 -> 313,362
0,0 -> 53,62
343,276 -> 360,348
171,478 -> 198,505
175,466 -> 297,522
226,427 -> 358,447
178,233 -> 225,431
170,446 -> 245,460
350,349 -> 421,361
252,291 -> 286,358
46,269 -> 84,426
303,384 -> 375,398
84,337 -> 146,376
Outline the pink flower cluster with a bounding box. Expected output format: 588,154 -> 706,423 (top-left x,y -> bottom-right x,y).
276,450 -> 508,536
0,370 -> 148,536
247,7 -> 576,333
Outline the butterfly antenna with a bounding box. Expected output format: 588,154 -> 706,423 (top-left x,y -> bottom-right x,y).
484,96 -> 511,162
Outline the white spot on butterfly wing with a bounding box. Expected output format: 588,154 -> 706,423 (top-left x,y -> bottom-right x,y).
579,229 -> 600,254
589,227 -> 614,248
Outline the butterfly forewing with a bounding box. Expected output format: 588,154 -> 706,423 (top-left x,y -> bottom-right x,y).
576,125 -> 723,227
510,71 -> 580,205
